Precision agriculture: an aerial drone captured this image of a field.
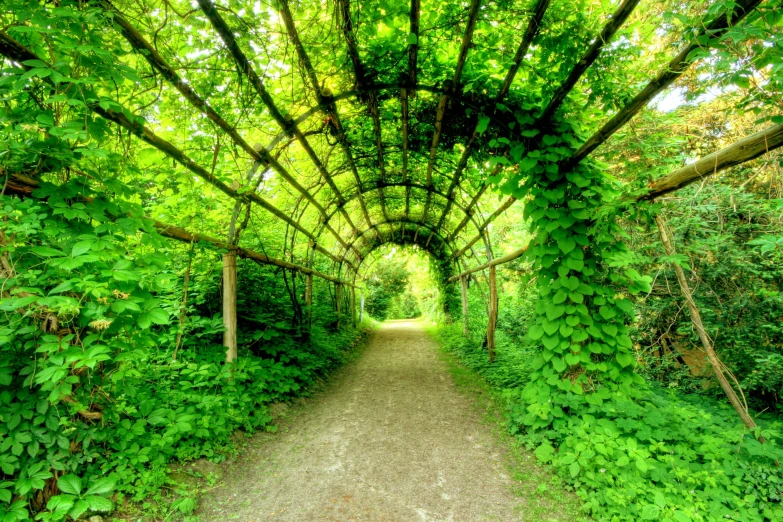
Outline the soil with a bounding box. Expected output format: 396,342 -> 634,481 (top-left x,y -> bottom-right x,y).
198,320 -> 534,521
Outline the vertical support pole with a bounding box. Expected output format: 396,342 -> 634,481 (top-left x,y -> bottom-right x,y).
486,264 -> 498,363
655,214 -> 762,438
460,275 -> 469,336
351,286 -> 357,326
305,272 -> 313,329
360,288 -> 365,322
222,250 -> 238,363
335,283 -> 342,329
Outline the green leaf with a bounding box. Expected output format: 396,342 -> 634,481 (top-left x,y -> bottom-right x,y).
86,495 -> 114,512
72,240 -> 94,257
557,237 -> 576,254
476,114 -> 490,135
546,304 -> 566,321
616,352 -> 634,367
640,504 -> 659,520
569,461 -> 580,478
405,32 -> 418,45
57,474 -> 82,495
32,246 -> 66,257
36,113 -> 54,126
69,498 -> 92,520
534,443 -> 555,462
85,477 -> 115,496
528,324 -> 544,340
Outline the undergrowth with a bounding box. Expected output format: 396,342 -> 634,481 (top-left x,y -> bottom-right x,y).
434,322 -> 783,522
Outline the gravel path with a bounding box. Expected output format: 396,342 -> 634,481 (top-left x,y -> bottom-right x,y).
199,319 -> 525,521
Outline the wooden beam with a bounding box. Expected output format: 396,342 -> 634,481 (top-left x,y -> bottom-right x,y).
420,0 -> 482,225
437,0 -> 551,233
276,0 -> 375,239
336,0 -> 389,222
338,219 -> 454,266
335,283 -> 342,328
564,0 -> 763,169
0,31 -> 357,271
3,172 -> 356,285
196,0 -> 362,258
447,181 -> 490,242
452,0 -> 763,259
447,244 -> 528,283
640,124 -> 783,201
452,197 -> 516,259
444,0 -> 637,241
460,276 -> 469,336
222,251 -> 238,362
537,0 -> 640,124
487,264 -> 498,362
351,286 -> 357,325
305,272 -> 313,328
400,0 -> 420,216
655,214 -> 763,437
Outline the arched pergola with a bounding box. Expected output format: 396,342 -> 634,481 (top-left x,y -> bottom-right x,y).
2,0 -> 779,367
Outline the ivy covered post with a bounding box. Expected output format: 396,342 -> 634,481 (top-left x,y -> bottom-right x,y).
460,275 -> 469,336
486,265 -> 498,362
222,249 -> 238,362
655,214 -> 763,438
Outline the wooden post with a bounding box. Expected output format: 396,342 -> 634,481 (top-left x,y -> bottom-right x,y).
460,276 -> 469,336
486,265 -> 498,362
351,286 -> 357,326
335,283 -> 342,328
222,250 -> 238,363
360,289 -> 365,322
305,272 -> 313,328
655,214 -> 762,438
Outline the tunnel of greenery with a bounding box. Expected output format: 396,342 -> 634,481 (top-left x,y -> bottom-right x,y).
1,0 -> 782,519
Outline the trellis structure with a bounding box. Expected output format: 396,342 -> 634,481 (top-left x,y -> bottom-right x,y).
2,0 -> 782,429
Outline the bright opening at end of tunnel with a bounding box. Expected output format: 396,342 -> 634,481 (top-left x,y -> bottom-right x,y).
361,244 -> 441,323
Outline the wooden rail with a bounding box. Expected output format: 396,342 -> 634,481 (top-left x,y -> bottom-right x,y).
2,172 -> 355,287
446,245 -> 528,283
640,124 -> 783,201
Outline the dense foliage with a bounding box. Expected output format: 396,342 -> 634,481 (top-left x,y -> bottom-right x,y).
0,177 -> 366,520
1,0 -> 783,520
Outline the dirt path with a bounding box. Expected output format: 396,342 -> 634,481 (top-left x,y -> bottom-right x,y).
199,320 -> 527,521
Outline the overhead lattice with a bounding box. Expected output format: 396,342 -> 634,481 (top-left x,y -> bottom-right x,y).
0,0 -> 767,283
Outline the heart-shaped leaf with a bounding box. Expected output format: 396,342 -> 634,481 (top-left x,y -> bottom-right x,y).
546,304 -> 566,321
